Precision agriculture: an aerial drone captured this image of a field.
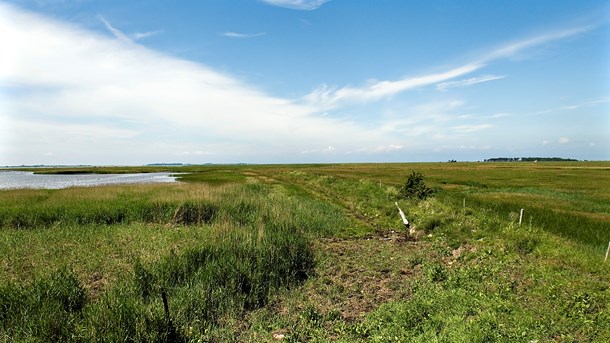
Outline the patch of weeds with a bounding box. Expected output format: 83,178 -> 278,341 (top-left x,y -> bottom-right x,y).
299,305 -> 324,328
425,263 -> 447,282
408,256 -> 423,268
512,236 -> 539,255
421,216 -> 443,232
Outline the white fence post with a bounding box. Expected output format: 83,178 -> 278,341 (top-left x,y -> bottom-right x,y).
519,208 -> 524,226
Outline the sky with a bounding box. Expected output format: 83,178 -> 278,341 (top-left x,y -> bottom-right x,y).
1,0 -> 609,165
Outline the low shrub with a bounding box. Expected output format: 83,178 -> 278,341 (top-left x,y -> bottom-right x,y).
400,171 -> 435,200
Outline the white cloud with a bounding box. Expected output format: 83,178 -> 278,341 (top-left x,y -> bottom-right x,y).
222,31 -> 266,39
305,63 -> 482,109
0,3 -> 601,165
558,137 -> 570,144
260,0 -> 330,10
99,16 -> 160,43
99,16 -> 130,42
436,74 -> 506,91
305,24 -> 594,109
301,145 -> 336,154
132,30 -> 162,40
0,3 -> 384,164
482,25 -> 593,61
369,144 -> 404,153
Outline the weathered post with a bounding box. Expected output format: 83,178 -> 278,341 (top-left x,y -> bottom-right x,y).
519,208 -> 524,226
605,241 -> 610,263
160,286 -> 178,340
394,202 -> 410,229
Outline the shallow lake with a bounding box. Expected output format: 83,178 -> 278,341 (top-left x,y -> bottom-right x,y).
0,171 -> 180,189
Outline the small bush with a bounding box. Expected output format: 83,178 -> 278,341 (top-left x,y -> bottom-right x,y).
400,171 -> 435,200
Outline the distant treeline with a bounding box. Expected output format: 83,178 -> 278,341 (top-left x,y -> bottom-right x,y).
484,157 -> 578,162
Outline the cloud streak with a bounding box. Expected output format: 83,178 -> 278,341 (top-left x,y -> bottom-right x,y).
481,25 -> 594,61
99,16 -> 160,43
305,63 -> 482,109
260,0 -> 330,10
436,74 -> 506,91
305,24 -> 594,109
222,31 -> 267,39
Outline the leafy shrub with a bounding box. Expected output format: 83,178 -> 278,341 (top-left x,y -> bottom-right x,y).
400,171 -> 435,200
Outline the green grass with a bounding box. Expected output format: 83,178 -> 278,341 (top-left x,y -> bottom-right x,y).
1,162 -> 609,341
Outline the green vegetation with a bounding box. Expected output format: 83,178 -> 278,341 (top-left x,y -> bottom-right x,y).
1,162 -> 609,341
400,171 -> 435,200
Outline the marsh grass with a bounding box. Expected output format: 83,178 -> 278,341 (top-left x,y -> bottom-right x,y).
0,177 -> 352,341
2,162 -> 610,341
283,162 -> 610,248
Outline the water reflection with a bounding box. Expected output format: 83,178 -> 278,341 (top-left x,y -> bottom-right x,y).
0,171 -> 180,189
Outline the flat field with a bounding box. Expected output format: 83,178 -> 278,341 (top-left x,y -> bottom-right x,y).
1,162 -> 609,342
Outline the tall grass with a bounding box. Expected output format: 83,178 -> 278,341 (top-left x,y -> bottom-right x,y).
1,226 -> 313,341
0,180 -> 350,341
0,184 -> 218,229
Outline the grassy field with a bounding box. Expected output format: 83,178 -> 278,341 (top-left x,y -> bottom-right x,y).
1,162 -> 609,341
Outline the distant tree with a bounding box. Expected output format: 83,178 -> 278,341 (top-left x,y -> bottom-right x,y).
400,171 -> 434,200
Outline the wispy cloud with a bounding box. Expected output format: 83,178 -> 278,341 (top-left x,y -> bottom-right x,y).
132,30 -> 162,40
305,63 -> 482,109
99,16 -> 130,42
482,25 -> 593,61
559,97 -> 610,110
99,16 -> 160,43
222,31 -> 266,39
436,74 -> 506,91
260,0 -> 330,10
523,97 -> 610,116
305,24 -> 594,109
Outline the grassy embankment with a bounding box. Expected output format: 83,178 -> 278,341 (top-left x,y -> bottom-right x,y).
1,162 -> 609,341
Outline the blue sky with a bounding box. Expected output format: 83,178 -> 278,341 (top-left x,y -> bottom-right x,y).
1,0 -> 608,165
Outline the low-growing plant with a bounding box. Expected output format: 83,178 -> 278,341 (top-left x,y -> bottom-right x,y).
400,171 -> 435,200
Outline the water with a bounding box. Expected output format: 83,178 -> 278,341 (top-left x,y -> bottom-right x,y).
0,171 -> 180,189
